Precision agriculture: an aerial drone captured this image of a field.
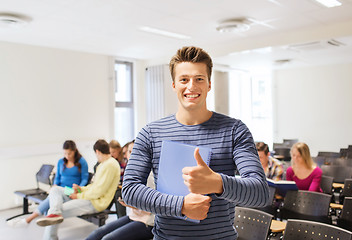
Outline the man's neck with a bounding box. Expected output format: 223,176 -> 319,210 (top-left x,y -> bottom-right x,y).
262,161 -> 268,169
99,154 -> 111,163
176,108 -> 213,125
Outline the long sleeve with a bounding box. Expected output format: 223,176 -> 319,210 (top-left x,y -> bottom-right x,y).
308,167 -> 322,192
215,120 -> 269,207
79,157 -> 89,186
122,127 -> 184,218
53,159 -> 63,186
77,157 -> 120,211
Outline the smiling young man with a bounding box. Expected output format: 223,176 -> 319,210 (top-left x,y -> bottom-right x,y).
122,46 -> 269,239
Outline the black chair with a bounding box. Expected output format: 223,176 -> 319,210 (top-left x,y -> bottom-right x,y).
234,207 -> 273,240
78,186 -> 120,226
282,219 -> 352,240
347,146 -> 352,159
313,156 -> 327,168
320,175 -> 334,195
282,139 -> 298,147
7,164 -> 54,221
331,158 -> 352,167
254,186 -> 278,218
339,179 -> 352,204
26,171 -> 94,207
337,197 -> 352,232
273,147 -> 291,162
318,151 -> 341,158
341,148 -> 348,158
321,165 -> 352,183
279,190 -> 332,224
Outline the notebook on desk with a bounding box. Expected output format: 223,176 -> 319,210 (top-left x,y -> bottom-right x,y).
267,178 -> 298,197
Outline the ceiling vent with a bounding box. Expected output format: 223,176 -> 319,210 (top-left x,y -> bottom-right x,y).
0,13 -> 31,28
286,39 -> 345,52
216,18 -> 251,33
274,59 -> 292,65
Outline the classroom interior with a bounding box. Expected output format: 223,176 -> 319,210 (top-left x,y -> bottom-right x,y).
1,0 -> 352,239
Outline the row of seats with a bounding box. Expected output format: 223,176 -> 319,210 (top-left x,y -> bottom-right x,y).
7,164 -> 119,226
234,206 -> 352,240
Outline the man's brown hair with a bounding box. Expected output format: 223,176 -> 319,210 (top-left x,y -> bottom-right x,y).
256,142 -> 269,155
169,46 -> 213,82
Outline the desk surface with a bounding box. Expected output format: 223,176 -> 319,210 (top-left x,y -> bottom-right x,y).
270,220 -> 287,233
332,183 -> 344,189
330,203 -> 343,209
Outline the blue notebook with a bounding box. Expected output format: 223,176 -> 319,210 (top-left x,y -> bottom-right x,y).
267,178 -> 298,197
157,140 -> 212,223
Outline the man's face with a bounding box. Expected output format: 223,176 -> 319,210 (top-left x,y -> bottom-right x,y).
172,62 -> 211,112
258,151 -> 269,166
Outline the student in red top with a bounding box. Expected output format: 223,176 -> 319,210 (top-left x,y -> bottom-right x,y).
286,142 -> 322,192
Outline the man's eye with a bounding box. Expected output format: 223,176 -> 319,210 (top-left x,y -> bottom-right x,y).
197,78 -> 204,81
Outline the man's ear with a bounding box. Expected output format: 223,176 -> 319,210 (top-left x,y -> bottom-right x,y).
208,80 -> 212,92
172,81 -> 176,91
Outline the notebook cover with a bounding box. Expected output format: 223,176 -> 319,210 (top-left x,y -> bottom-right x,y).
157,140 -> 212,223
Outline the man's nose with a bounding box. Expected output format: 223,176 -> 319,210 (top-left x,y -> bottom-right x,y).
187,79 -> 196,90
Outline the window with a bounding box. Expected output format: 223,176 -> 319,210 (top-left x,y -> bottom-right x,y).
114,61 -> 134,145
228,71 -> 273,147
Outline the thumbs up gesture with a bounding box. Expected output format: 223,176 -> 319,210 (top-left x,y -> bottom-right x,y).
182,148 -> 223,195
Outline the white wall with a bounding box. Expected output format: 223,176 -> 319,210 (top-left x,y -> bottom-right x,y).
0,41 -> 114,210
273,63 -> 352,156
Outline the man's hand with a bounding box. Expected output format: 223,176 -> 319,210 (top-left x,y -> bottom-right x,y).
69,193 -> 78,199
181,193 -> 212,220
182,148 -> 223,195
118,197 -> 137,209
72,184 -> 81,194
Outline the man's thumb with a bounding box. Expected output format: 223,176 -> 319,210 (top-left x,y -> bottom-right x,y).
194,148 -> 207,167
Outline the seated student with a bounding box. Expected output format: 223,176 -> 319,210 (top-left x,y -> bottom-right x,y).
94,140 -> 123,174
36,139 -> 120,240
86,140 -> 154,240
256,141 -> 284,181
7,140 -> 89,228
119,141 -> 132,181
286,142 -> 322,192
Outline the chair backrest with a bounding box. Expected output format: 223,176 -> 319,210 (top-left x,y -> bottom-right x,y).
342,179 -> 352,197
313,156 -> 326,167
36,164 -> 54,186
268,185 -> 276,205
283,219 -> 352,240
341,197 -> 352,221
321,165 -> 352,183
347,146 -> 352,159
318,151 -> 341,158
283,139 -> 298,147
331,158 -> 352,167
273,147 -> 291,161
88,172 -> 94,184
341,148 -> 348,158
320,175 -> 334,195
283,190 -> 331,218
337,197 -> 352,232
234,207 -> 273,240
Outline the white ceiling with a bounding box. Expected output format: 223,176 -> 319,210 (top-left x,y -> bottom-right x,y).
1,0 -> 352,71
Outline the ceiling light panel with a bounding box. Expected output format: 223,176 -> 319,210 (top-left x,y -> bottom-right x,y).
140,26 -> 191,40
313,0 -> 342,7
